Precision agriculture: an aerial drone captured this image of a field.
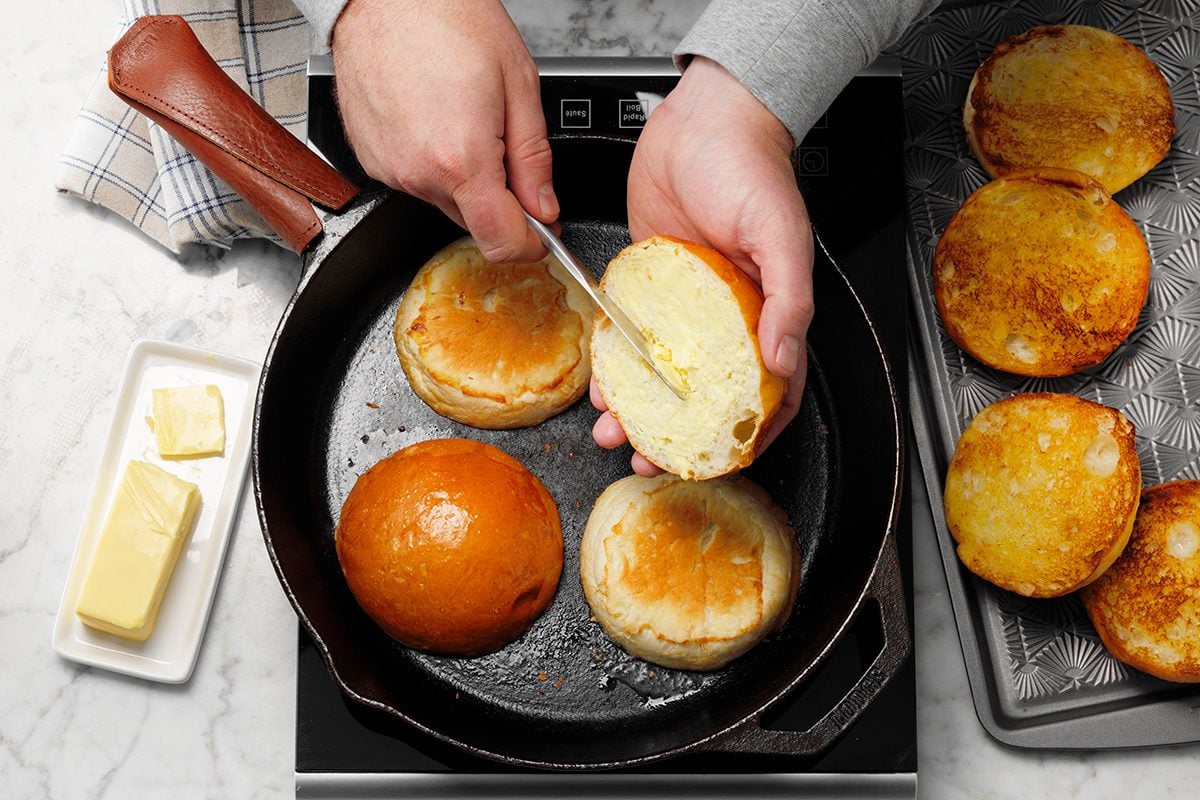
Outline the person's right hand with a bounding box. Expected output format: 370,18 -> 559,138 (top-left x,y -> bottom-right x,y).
331,0 -> 557,263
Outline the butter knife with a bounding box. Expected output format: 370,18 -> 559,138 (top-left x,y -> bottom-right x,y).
523,212 -> 687,400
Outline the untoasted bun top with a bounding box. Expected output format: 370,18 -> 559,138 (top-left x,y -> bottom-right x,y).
934,168 -> 1149,377
335,438 -> 562,656
395,236 -> 593,429
964,24 -> 1174,194
590,236 -> 785,480
944,393 -> 1140,598
580,473 -> 800,671
1082,480 -> 1200,683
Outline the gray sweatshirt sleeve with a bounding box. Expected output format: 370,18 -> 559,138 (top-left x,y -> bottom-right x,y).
676,0 -> 940,144
291,0 -> 349,47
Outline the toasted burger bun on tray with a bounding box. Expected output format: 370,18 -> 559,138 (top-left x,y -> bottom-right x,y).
934,168 -> 1149,377
1082,480 -> 1200,683
944,393 -> 1140,598
335,439 -> 563,656
590,236 -> 785,480
395,236 -> 593,429
964,24 -> 1174,195
580,473 -> 800,671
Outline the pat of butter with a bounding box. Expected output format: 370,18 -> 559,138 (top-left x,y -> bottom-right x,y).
76,460 -> 201,641
151,385 -> 225,457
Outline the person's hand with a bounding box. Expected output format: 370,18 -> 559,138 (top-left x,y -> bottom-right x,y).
592,56 -> 814,476
331,0 -> 557,262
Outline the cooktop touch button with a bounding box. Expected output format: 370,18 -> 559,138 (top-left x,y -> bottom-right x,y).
798,147 -> 829,177
561,99 -> 591,129
618,99 -> 648,128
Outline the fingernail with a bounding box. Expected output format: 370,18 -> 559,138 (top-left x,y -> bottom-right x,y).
775,335 -> 801,375
538,182 -> 559,220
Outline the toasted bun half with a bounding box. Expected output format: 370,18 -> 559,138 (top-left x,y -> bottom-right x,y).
964,24 -> 1174,194
1082,481 -> 1200,683
934,168 -> 1149,377
590,236 -> 786,480
944,393 -> 1140,598
335,439 -> 563,656
580,473 -> 800,671
395,236 -> 593,429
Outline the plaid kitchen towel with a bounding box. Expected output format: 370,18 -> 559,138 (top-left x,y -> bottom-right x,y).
55,0 -> 313,253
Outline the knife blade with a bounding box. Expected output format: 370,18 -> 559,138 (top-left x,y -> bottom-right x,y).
523,212 -> 688,401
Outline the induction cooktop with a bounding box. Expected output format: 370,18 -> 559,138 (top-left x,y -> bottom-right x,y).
295,55 -> 916,798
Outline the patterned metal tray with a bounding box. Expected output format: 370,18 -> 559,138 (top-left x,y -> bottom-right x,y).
898,0 -> 1200,748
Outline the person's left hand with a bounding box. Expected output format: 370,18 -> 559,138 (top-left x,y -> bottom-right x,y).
591,56 -> 815,476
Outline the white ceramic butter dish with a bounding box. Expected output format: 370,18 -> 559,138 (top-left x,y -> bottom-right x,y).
52,339 -> 260,683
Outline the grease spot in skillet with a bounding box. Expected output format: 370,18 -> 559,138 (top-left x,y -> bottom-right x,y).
597,656 -> 702,706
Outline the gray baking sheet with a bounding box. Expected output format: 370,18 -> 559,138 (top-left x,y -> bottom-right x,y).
898,0 -> 1200,748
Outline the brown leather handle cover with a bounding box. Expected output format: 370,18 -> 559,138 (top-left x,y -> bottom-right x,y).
107,15 -> 360,254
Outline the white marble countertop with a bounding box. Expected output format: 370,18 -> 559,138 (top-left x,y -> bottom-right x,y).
1,2 -> 1196,798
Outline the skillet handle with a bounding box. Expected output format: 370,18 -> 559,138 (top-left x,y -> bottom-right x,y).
701,532 -> 911,756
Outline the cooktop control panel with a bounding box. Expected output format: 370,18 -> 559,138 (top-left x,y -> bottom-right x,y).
308,55 -> 888,197
537,63 -> 676,136
305,57 -> 682,182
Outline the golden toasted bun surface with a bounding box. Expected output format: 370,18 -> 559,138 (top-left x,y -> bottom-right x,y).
1082,481 -> 1200,683
934,169 -> 1149,377
944,393 -> 1140,598
335,439 -> 562,656
965,24 -> 1175,194
580,473 -> 800,671
395,237 -> 593,429
590,236 -> 785,480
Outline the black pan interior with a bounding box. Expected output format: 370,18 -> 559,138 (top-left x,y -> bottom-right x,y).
255,138 -> 900,768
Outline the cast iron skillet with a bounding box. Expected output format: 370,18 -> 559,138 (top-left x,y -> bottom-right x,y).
253,136 -> 908,769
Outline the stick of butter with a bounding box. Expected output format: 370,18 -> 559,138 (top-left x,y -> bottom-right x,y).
76,460 -> 201,641
151,385 -> 225,457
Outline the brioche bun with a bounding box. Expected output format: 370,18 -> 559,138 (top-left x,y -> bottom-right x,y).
1082,481 -> 1200,683
934,168 -> 1149,377
964,24 -> 1175,194
580,473 -> 800,671
395,236 -> 593,429
590,236 -> 786,480
944,393 -> 1140,598
335,439 -> 562,656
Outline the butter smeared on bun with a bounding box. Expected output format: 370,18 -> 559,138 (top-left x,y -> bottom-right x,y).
335,439 -> 563,656
591,237 -> 785,480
